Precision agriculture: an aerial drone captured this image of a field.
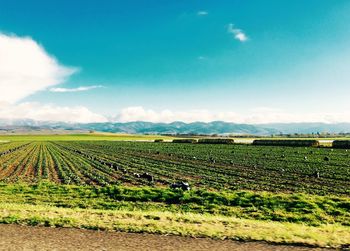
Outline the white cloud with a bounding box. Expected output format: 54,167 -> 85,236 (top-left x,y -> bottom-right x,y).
50,85 -> 103,93
227,23 -> 248,42
114,106 -> 350,124
0,33 -> 77,104
197,11 -> 208,16
0,102 -> 107,123
0,33 -> 106,123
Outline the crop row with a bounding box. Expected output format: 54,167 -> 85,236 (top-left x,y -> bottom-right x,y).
57,141 -> 350,195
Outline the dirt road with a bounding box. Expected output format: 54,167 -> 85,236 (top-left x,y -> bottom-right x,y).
0,224 -> 328,251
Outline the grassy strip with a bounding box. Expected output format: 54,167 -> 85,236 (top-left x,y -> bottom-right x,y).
0,134 -> 174,141
0,182 -> 349,226
0,202 -> 348,248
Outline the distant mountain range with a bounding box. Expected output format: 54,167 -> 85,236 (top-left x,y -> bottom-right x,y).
1,119 -> 350,135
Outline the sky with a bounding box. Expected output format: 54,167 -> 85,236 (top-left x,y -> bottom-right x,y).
0,0 -> 350,124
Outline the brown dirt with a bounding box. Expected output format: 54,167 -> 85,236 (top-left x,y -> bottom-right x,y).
0,224 -> 329,251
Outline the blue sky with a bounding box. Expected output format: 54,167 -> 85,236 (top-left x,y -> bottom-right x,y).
0,1 -> 350,123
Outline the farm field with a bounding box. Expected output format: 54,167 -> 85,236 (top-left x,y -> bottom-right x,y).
0,140 -> 349,195
0,140 -> 349,248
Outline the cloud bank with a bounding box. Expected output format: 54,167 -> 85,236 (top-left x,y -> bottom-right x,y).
227,23 -> 248,42
0,102 -> 107,123
114,106 -> 350,124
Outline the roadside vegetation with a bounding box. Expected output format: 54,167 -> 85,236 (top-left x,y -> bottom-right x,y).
0,182 -> 349,226
0,182 -> 349,248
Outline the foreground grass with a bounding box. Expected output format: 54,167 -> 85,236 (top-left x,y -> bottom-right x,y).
0,203 -> 349,248
0,182 -> 349,247
1,182 -> 348,226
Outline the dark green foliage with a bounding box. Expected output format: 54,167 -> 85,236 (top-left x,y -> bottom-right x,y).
198,138 -> 234,144
252,140 -> 320,147
332,140 -> 350,149
172,139 -> 198,143
154,139 -> 164,143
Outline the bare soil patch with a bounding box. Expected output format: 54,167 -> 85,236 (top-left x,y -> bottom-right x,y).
0,224 -> 328,251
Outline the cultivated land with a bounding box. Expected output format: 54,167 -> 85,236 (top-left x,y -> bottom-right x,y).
0,136 -> 349,248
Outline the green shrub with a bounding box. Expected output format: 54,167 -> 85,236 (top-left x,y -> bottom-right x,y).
332,140 -> 350,149
172,139 -> 198,143
252,140 -> 319,147
198,138 -> 234,144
